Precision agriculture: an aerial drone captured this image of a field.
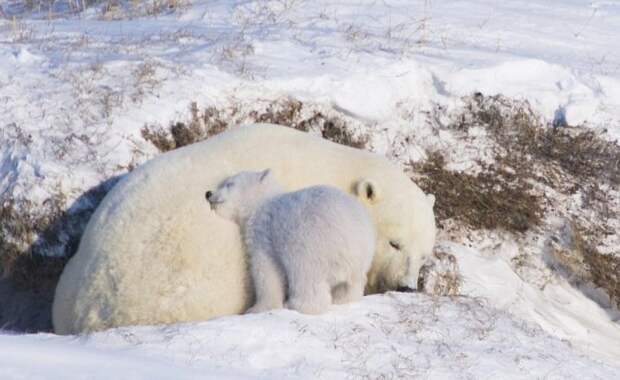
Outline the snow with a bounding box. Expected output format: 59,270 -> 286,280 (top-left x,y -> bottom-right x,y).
447,241 -> 620,365
1,0 -> 620,378
2,292 -> 619,380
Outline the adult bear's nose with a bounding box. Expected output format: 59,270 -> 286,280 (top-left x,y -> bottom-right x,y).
396,286 -> 415,293
205,191 -> 213,201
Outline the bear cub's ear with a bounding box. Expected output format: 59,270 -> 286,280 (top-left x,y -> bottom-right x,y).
260,169 -> 272,182
354,179 -> 381,204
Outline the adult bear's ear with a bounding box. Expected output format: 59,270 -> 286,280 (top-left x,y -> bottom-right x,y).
354,179 -> 381,204
260,169 -> 272,182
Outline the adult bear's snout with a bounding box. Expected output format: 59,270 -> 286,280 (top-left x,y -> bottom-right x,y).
205,191 -> 213,201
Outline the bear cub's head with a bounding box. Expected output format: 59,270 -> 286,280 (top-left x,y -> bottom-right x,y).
206,169 -> 283,224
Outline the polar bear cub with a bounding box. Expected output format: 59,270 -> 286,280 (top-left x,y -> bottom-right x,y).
206,169 -> 375,314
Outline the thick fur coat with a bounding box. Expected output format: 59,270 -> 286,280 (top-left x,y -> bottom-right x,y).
53,124 -> 436,334
208,170 -> 375,314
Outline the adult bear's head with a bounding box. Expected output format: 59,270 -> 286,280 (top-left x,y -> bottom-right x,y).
353,177 -> 436,294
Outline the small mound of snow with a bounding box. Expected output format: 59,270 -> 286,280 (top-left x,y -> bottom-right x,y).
445,59 -> 604,126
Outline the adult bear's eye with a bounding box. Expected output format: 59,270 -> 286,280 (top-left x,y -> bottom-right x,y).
389,240 -> 401,251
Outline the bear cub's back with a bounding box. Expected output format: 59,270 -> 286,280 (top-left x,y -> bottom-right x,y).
255,185 -> 375,260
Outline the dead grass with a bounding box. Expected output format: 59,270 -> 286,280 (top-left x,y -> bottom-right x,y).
144,0 -> 191,16
8,16 -> 35,42
141,98 -> 368,152
412,151 -> 544,233
141,102 -> 229,151
319,118 -> 368,149
248,100 -> 368,148
417,93 -> 620,309
582,243 -> 620,310
0,196 -> 68,331
1,180 -> 113,290
418,249 -> 461,296
0,178 -> 117,331
547,220 -> 620,309
454,94 -> 620,188
538,128 -> 619,186
1,196 -> 64,279
414,94 -> 619,236
8,1 -> 192,19
247,99 -> 305,129
131,61 -> 159,103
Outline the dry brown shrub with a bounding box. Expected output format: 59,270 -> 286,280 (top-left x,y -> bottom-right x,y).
547,220 -> 620,309
247,100 -> 368,148
420,94 -> 618,231
455,93 -> 620,189
583,245 -> 620,310
537,128 -> 620,186
1,197 -> 63,279
319,118 -> 368,149
1,180 -> 114,286
412,151 -> 544,233
0,179 -> 117,331
141,102 -> 228,152
248,99 -> 305,129
438,93 -> 620,308
141,99 -> 368,152
0,197 -> 67,332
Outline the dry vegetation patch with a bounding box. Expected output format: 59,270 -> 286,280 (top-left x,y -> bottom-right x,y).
6,1 -> 191,19
417,250 -> 461,297
455,94 -> 620,188
141,98 -> 368,152
415,94 -> 619,234
0,185 -> 111,287
412,151 -> 544,233
414,93 -> 620,308
547,220 -> 620,309
0,179 -> 117,331
140,102 -> 228,152
583,243 -> 620,310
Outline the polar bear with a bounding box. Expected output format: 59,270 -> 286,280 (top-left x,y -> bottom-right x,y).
53,123 -> 436,334
207,170 -> 375,314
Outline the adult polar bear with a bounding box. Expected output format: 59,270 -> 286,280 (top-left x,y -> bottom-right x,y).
53,124 -> 436,334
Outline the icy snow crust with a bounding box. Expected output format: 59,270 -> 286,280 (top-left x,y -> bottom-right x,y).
1,0 -> 620,377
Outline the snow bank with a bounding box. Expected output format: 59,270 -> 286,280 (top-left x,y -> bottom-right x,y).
447,242 -> 620,366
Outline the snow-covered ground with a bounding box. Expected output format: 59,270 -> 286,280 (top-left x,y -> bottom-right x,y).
2,291 -> 620,379
1,0 -> 619,378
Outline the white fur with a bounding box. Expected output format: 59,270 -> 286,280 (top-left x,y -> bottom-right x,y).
52,124 -> 436,334
209,170 -> 375,314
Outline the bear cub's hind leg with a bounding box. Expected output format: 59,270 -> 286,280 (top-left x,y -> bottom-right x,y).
332,274 -> 365,305
285,276 -> 332,315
